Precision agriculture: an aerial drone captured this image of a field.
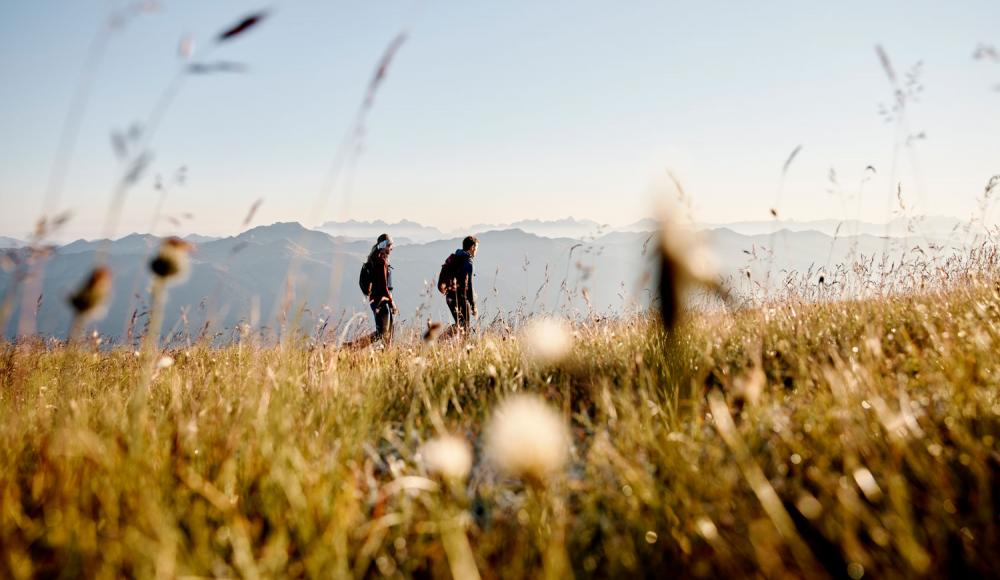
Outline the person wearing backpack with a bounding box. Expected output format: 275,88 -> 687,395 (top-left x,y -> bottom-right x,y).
438,236 -> 478,332
360,233 -> 396,344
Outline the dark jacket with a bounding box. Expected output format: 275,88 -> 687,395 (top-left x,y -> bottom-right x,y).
449,249 -> 475,310
368,252 -> 393,305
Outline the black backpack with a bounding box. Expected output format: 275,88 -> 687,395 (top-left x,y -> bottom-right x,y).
437,254 -> 461,294
359,259 -> 374,296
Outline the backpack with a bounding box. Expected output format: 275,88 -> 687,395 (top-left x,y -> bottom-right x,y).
359,258 -> 374,296
437,254 -> 459,294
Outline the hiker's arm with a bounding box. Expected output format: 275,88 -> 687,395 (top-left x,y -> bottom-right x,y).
466,261 -> 476,314
384,261 -> 394,305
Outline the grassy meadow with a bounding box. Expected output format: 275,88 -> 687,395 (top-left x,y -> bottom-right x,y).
2,254 -> 999,579
3,4 -> 998,578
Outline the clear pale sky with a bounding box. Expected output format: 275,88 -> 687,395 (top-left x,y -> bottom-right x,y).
1,0 -> 998,240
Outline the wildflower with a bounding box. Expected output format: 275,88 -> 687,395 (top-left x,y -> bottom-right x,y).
485,395 -> 569,482
68,266 -> 112,317
156,355 -> 174,369
419,435 -> 473,481
150,237 -> 194,282
521,317 -> 573,365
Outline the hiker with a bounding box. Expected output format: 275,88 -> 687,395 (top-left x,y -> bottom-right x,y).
438,236 -> 478,332
360,233 -> 397,344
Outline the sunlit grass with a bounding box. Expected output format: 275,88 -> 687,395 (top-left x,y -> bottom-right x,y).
1,277 -> 999,577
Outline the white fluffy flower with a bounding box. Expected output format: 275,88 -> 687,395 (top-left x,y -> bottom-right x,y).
486,395 -> 569,482
521,317 -> 573,365
156,355 -> 175,369
419,435 -> 473,481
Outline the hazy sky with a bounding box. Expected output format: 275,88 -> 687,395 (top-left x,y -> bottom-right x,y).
1,0 -> 998,240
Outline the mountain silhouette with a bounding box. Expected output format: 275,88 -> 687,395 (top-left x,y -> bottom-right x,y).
0,219 -> 974,342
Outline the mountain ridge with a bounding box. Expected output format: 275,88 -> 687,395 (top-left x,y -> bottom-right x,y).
3,213 -> 980,249
1,220 -> 976,341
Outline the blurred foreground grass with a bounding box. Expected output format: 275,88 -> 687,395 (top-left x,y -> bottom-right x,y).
1,279 -> 999,578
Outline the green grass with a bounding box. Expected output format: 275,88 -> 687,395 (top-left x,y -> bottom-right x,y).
1,280 -> 999,578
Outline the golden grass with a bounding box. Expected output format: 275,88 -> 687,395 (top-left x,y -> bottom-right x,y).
1,279 -> 999,578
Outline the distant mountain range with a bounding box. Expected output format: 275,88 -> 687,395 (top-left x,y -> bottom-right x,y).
464,218 -> 614,239
1,216 -> 981,342
0,236 -> 23,249
313,215 -> 981,242
314,219 -> 445,244
1,214 -> 979,249
313,217 -> 619,242
698,215 -> 980,238
3,222 -> 648,342
56,233 -> 220,255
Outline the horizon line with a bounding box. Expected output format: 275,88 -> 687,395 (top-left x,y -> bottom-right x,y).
1,212 -> 984,246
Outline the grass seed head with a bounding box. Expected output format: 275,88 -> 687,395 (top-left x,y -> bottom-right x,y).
69,266 -> 113,317
423,320 -> 443,343
150,237 -> 194,282
657,206 -> 719,332
486,394 -> 569,483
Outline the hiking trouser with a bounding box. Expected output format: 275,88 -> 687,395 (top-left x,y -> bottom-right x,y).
446,294 -> 470,329
371,302 -> 393,343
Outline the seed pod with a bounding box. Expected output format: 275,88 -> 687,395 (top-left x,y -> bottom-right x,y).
150,237 -> 194,280
423,320 -> 443,343
69,266 -> 112,316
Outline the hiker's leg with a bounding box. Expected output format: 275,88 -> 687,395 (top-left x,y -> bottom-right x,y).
371,303 -> 381,341
447,294 -> 460,324
458,298 -> 470,330
373,303 -> 390,342
375,304 -> 391,341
